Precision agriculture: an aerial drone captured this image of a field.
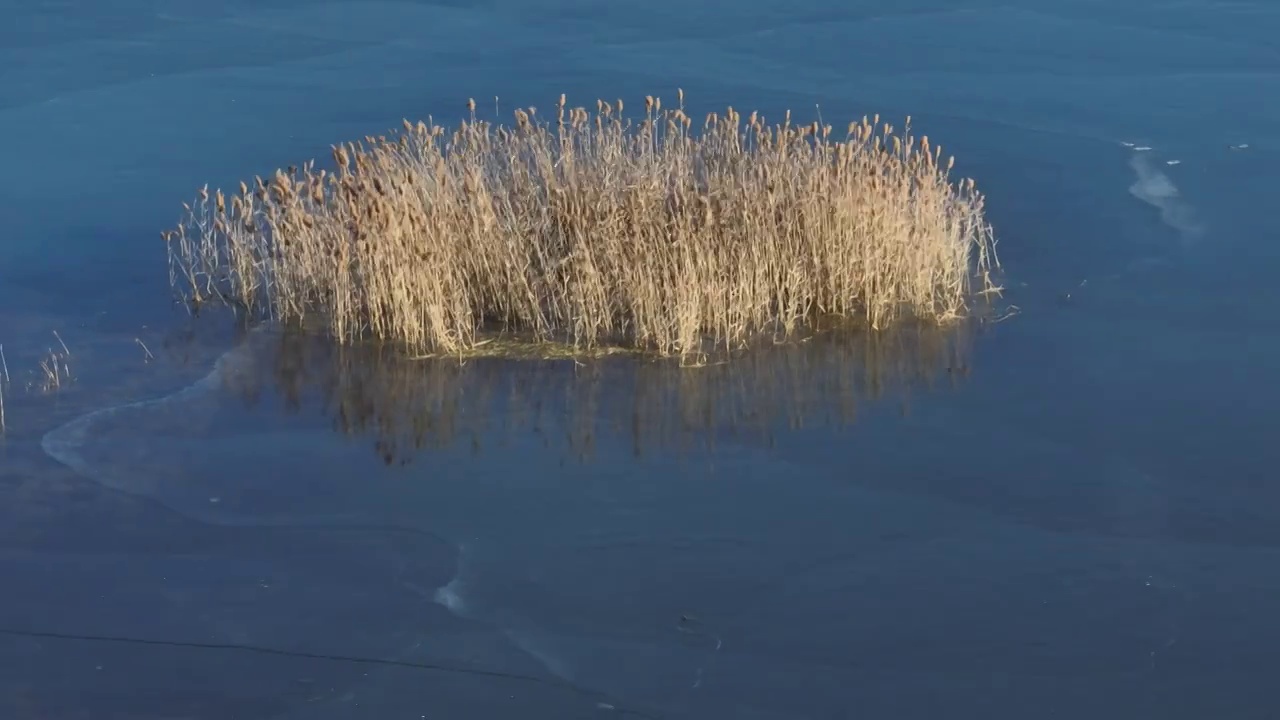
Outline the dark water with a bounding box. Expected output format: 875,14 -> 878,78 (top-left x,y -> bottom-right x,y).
3,1 -> 1280,718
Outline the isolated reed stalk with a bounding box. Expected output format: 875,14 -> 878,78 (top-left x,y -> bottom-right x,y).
165,93 -> 1000,360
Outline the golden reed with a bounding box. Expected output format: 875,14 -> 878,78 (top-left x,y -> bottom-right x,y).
165,93 -> 1000,361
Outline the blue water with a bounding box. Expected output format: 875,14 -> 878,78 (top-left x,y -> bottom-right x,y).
3,1 -> 1280,718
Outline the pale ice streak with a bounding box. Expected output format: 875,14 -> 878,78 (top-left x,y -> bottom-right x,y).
1126,148 -> 1203,244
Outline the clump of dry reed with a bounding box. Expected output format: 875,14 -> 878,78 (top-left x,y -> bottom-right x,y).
165,92 -> 999,360
0,332 -> 75,435
38,331 -> 72,393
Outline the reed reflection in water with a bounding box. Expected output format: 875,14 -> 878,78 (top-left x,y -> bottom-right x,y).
224,321 -> 977,466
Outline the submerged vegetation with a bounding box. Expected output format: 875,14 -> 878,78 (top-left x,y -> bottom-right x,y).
165,92 -> 1000,360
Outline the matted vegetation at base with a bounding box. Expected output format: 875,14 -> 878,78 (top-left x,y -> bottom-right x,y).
165,92 -> 1000,361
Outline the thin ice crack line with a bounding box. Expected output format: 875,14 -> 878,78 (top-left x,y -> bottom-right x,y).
0,626 -> 662,719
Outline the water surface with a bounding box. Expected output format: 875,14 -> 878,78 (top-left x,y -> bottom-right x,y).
3,0 -> 1279,718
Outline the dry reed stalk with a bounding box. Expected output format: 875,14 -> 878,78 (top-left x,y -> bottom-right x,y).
39,351 -> 61,392
38,332 -> 72,393
165,93 -> 1001,361
53,330 -> 70,357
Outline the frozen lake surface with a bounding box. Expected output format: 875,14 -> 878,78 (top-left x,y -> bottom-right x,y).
3,1 -> 1280,717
